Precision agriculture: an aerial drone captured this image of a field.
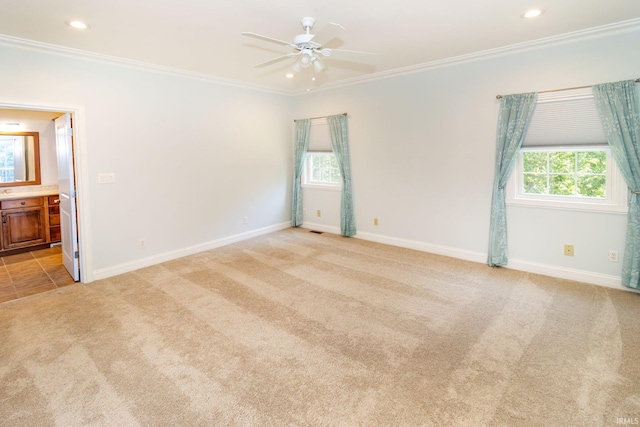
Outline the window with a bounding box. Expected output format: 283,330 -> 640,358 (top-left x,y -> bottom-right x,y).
0,137 -> 16,182
522,149 -> 606,197
506,88 -> 627,213
302,152 -> 342,189
507,146 -> 627,213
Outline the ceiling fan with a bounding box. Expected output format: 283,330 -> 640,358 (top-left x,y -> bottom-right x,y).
242,17 -> 373,73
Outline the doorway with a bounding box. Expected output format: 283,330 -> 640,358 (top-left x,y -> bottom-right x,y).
0,103 -> 85,303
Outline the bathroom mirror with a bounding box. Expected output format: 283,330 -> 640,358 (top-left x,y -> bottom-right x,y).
0,132 -> 41,187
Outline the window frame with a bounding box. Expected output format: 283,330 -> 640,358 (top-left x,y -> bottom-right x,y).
301,151 -> 342,191
506,145 -> 628,214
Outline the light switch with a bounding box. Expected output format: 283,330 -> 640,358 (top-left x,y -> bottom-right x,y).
98,173 -> 115,184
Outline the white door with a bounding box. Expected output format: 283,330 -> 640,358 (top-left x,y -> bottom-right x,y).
54,113 -> 80,281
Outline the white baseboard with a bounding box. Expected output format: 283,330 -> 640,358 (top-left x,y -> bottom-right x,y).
302,224 -> 636,293
94,221 -> 637,294
355,229 -> 487,264
92,222 -> 291,281
505,258 -> 638,292
301,222 -> 485,264
300,222 -> 342,235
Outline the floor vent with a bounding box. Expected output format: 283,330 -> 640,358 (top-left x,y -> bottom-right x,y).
309,230 -> 324,234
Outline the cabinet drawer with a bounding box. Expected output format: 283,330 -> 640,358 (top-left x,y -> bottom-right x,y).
1,197 -> 44,210
50,226 -> 61,242
48,195 -> 60,205
49,214 -> 60,226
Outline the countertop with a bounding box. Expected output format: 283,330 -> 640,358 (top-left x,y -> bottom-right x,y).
0,189 -> 59,201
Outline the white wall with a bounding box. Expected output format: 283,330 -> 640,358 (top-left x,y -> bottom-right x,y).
0,45 -> 294,279
32,119 -> 58,185
293,31 -> 640,289
1,30 -> 637,289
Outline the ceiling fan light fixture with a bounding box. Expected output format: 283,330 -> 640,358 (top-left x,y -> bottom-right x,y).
300,55 -> 312,68
312,57 -> 326,73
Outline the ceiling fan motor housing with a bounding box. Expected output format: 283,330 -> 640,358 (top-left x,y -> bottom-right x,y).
293,33 -> 315,46
300,17 -> 315,30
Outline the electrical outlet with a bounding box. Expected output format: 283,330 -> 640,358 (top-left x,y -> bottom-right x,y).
609,250 -> 619,262
564,244 -> 574,257
316,210 -> 321,217
373,218 -> 379,226
243,217 -> 248,225
139,239 -> 145,249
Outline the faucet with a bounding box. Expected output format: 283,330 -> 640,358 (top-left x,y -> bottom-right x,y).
3,189 -> 12,195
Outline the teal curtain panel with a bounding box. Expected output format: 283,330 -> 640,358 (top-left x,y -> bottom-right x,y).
328,114 -> 357,237
488,93 -> 538,266
593,80 -> 640,289
292,119 -> 311,227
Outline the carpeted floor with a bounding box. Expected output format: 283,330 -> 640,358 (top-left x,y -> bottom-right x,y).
1,227 -> 639,426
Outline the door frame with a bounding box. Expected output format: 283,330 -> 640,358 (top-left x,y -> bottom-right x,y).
0,99 -> 93,283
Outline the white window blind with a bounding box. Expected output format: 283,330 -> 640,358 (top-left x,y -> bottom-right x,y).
307,119 -> 333,152
523,88 -> 607,147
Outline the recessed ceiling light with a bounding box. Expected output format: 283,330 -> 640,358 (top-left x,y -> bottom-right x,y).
67,20 -> 90,30
311,77 -> 316,81
285,73 -> 294,79
523,9 -> 543,19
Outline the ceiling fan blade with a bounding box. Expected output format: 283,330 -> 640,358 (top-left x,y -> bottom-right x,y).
253,53 -> 298,68
321,48 -> 375,58
313,22 -> 344,46
242,32 -> 294,47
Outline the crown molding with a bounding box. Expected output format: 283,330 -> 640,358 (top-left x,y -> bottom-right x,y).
0,34 -> 291,96
295,17 -> 640,96
1,17 -> 639,97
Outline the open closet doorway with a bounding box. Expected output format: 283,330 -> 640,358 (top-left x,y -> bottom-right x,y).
0,104 -> 84,303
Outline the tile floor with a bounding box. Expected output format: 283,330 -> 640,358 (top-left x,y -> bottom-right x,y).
0,246 -> 75,304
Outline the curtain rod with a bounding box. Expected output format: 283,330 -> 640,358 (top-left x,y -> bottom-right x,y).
495,78 -> 640,100
294,112 -> 347,122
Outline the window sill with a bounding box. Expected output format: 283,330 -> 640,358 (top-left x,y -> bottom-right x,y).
301,184 -> 342,192
506,198 -> 628,214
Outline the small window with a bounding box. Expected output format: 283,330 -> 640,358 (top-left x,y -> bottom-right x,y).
507,146 -> 627,213
302,152 -> 342,189
0,137 -> 16,182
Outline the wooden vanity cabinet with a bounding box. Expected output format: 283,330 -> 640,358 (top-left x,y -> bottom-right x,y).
47,195 -> 61,243
0,195 -> 61,252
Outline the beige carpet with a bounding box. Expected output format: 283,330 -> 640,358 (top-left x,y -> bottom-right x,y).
1,228 -> 639,426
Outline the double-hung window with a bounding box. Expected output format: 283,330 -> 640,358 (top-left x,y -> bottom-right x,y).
302,119 -> 342,190
304,153 -> 341,187
506,88 -> 627,213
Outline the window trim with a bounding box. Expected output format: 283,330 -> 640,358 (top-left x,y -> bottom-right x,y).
506,145 -> 628,214
301,152 -> 342,191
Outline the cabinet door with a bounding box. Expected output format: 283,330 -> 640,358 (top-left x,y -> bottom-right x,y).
2,207 -> 46,249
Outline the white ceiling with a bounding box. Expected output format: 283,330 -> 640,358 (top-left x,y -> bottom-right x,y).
1,0 -> 639,94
